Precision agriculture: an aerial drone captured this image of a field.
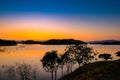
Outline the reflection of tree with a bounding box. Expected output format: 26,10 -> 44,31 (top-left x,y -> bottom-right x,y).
0,64 -> 39,80
16,63 -> 32,80
0,47 -> 6,52
5,65 -> 16,80
0,46 -> 25,54
16,63 -> 38,80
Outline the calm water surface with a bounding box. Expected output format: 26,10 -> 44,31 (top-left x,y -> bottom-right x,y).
0,44 -> 120,80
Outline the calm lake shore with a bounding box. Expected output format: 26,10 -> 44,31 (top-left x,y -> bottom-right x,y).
0,44 -> 120,80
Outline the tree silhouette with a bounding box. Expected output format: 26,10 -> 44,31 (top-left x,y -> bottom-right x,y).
76,44 -> 94,65
99,53 -> 112,61
64,45 -> 76,74
58,54 -> 65,78
115,51 -> 120,57
41,50 -> 59,80
66,44 -> 95,67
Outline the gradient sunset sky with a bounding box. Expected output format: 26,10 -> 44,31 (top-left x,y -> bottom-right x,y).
0,0 -> 120,41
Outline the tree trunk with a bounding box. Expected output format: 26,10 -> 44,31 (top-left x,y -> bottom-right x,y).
70,63 -> 72,73
51,71 -> 54,80
79,63 -> 80,67
67,66 -> 69,74
61,67 -> 63,78
55,70 -> 57,80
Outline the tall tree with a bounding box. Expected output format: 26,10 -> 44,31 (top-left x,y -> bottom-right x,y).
58,54 -> 65,78
65,44 -> 95,67
64,45 -> 76,74
41,50 -> 59,80
75,44 -> 95,65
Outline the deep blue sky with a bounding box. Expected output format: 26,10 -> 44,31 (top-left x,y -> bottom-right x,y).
0,0 -> 120,15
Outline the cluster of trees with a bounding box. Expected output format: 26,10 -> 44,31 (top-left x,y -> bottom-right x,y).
41,44 -> 120,80
41,44 -> 97,80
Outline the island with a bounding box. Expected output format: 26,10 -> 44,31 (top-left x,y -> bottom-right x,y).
88,40 -> 120,45
0,39 -> 17,46
22,39 -> 86,45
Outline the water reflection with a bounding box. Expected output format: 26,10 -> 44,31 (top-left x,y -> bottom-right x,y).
0,44 -> 120,80
0,44 -> 120,66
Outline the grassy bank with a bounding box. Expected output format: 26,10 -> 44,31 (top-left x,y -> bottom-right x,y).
59,59 -> 120,80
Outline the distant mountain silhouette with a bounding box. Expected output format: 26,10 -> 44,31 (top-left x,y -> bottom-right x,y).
22,39 -> 86,45
88,40 -> 120,45
42,39 -> 86,45
0,39 -> 17,46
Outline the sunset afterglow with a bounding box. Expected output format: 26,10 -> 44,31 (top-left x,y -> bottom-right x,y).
0,0 -> 120,41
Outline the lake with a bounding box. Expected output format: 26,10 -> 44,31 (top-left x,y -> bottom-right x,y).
0,44 -> 120,80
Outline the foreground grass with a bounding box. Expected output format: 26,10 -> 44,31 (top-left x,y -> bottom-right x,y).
59,59 -> 120,80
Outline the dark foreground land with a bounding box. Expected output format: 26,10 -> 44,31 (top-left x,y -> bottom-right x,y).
59,59 -> 120,80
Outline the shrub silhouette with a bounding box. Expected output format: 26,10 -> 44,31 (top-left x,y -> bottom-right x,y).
115,51 -> 120,57
99,53 -> 112,61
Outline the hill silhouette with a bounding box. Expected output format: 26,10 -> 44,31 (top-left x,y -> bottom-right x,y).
22,39 -> 86,45
22,40 -> 42,44
88,40 -> 120,45
0,39 -> 17,46
42,39 -> 86,45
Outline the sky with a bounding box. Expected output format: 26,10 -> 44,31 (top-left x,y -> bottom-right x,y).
0,0 -> 120,41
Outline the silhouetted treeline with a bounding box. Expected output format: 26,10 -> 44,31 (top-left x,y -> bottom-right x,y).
0,39 -> 17,46
41,44 -> 96,80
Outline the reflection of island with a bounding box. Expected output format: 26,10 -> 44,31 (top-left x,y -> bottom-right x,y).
0,39 -> 17,46
22,39 -> 86,45
88,40 -> 120,45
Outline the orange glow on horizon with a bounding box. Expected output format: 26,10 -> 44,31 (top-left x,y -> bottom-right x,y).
0,15 -> 120,41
